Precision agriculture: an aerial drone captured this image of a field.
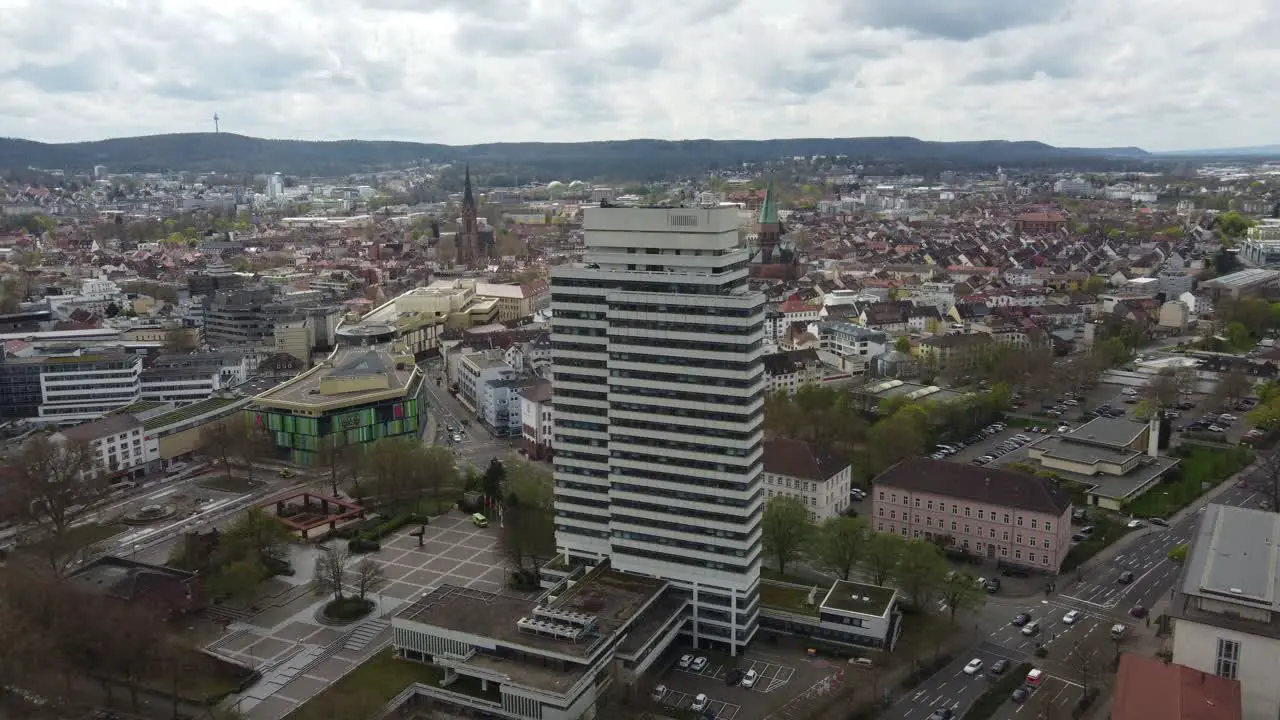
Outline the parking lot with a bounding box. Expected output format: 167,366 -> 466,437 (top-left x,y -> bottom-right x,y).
653,649 -> 827,720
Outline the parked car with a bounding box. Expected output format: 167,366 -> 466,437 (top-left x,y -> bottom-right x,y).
1063,610 -> 1081,625
985,578 -> 1001,593
1149,517 -> 1168,527
990,659 -> 1010,675
1127,519 -> 1144,529
963,658 -> 984,675
691,694 -> 709,712
1118,571 -> 1135,585
1011,613 -> 1031,626
651,685 -> 668,701
679,654 -> 694,669
691,656 -> 708,672
927,710 -> 955,720
1130,605 -> 1149,618
725,669 -> 744,686
742,669 -> 758,688
1011,687 -> 1030,703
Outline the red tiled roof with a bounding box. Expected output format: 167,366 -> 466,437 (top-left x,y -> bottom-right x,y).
1113,654 -> 1241,720
779,298 -> 821,314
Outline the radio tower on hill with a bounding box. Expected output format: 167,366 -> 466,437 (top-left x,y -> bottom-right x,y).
213,113 -> 220,133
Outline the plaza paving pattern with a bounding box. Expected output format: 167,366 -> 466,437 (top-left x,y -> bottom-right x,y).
211,513 -> 514,720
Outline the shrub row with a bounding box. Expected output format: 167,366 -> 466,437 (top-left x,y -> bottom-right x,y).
342,512 -> 429,553
963,662 -> 1033,720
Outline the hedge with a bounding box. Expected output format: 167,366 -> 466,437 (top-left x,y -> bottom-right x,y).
347,538 -> 381,554
360,513 -> 427,542
964,662 -> 1033,720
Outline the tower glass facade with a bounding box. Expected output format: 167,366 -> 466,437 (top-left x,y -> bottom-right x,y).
550,205 -> 766,653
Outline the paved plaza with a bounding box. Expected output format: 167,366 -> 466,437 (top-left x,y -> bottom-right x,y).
211,513 -> 513,720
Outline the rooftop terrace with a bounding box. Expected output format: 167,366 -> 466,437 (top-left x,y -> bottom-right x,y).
253,344 -> 418,410
142,395 -> 245,430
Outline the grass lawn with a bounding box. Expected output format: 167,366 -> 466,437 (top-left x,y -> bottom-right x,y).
196,475 -> 268,493
288,650 -> 444,720
1125,447 -> 1254,518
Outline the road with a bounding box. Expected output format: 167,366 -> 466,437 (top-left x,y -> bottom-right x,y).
419,361 -> 520,470
879,472 -> 1266,719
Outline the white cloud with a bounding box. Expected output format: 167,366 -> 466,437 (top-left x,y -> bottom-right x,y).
0,0 -> 1275,151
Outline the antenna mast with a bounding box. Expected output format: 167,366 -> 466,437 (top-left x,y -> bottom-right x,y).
213,113 -> 220,133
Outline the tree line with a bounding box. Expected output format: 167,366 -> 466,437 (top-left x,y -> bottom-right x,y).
761,497 -> 986,624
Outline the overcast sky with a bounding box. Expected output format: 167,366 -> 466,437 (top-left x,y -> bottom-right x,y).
1,0 -> 1275,151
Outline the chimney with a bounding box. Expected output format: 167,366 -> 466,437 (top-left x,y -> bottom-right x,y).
1147,413 -> 1161,458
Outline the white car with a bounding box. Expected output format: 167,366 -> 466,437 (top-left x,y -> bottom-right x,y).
678,654 -> 694,669
1127,519 -> 1145,529
1063,610 -> 1081,625
691,694 -> 709,712
691,656 -> 708,672
963,658 -> 984,675
742,669 -> 758,688
1057,425 -> 1070,433
651,685 -> 667,701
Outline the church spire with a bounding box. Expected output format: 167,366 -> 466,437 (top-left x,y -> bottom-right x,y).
758,183 -> 779,226
463,164 -> 475,210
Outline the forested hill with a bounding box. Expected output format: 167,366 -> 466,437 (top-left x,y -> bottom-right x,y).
0,132 -> 1154,180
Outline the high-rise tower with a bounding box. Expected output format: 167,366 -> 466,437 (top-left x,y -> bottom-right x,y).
458,165 -> 479,267
549,204 -> 766,655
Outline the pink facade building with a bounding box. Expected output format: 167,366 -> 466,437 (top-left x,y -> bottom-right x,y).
872,458 -> 1074,573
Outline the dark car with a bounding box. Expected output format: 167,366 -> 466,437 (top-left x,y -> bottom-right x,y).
1149,517 -> 1169,527
990,659 -> 1010,675
985,578 -> 1001,593
1011,687 -> 1030,704
1012,613 -> 1031,626
725,669 -> 745,686
1118,571 -> 1135,585
927,709 -> 954,720
1130,605 -> 1149,618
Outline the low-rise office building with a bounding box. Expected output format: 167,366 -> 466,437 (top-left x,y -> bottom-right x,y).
758,579 -> 902,651
0,348 -> 143,423
1172,503 -> 1280,720
56,413 -> 149,481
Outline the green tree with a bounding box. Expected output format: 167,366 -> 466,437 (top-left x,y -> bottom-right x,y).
1217,210 -> 1257,239
891,540 -> 949,609
1226,321 -> 1253,350
937,571 -> 987,624
761,497 -> 814,576
813,515 -> 868,580
860,532 -> 904,586
894,336 -> 912,354
218,507 -> 294,571
482,458 -> 507,501
205,556 -> 269,603
867,405 -> 928,473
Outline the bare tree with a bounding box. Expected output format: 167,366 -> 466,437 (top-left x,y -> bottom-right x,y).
318,435 -> 352,497
229,418 -> 277,485
313,545 -> 350,600
352,558 -> 386,600
1219,366 -> 1254,408
199,421 -> 236,481
5,433 -> 111,574
1144,370 -> 1181,408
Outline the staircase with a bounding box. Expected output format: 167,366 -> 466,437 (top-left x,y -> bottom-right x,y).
344,618 -> 390,652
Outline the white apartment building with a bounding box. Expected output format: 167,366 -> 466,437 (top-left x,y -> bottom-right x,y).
477,377 -> 532,437
550,204 -> 766,654
520,380 -> 553,460
1172,503 -> 1280,720
816,321 -> 889,376
761,438 -> 852,521
762,349 -> 824,395
456,350 -> 517,412
57,413 -> 149,480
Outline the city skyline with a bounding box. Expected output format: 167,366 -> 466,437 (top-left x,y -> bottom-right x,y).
1,0 -> 1276,151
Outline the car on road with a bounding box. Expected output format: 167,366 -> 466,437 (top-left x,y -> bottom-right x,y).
990,659 -> 1009,675
742,669 -> 758,688
691,694 -> 709,712
725,669 -> 744,686
1118,571 -> 1135,585
651,685 -> 667,701
1149,517 -> 1169,527
985,578 -> 1001,593
963,658 -> 984,675
1127,519 -> 1145,529
927,709 -> 954,720
1063,610 -> 1081,625
1011,613 -> 1032,626
691,657 -> 708,672
1130,605 -> 1149,618
1021,620 -> 1041,636
678,654 -> 694,669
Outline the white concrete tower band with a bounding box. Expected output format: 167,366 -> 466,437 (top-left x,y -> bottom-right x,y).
550,204 -> 766,656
